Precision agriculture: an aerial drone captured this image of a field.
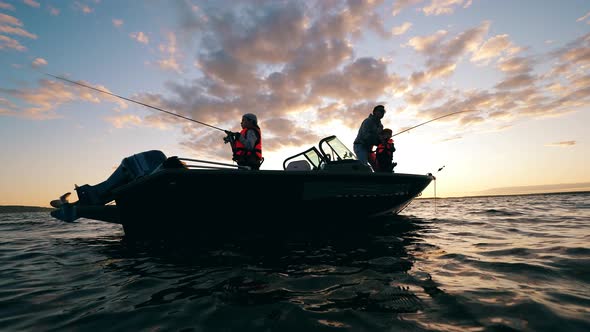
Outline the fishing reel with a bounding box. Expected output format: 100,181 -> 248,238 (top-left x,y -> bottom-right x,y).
223,131 -> 240,144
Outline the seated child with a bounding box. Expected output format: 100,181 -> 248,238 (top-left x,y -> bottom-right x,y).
372,128 -> 397,172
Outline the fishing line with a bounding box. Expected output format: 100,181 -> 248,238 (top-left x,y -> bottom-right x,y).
42,71 -> 227,132
434,177 -> 437,215
392,110 -> 474,137
434,165 -> 445,215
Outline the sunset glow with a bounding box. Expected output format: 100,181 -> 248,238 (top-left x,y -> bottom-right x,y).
1,1 -> 589,206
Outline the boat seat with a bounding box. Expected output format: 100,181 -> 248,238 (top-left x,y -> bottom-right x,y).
286,160 -> 311,171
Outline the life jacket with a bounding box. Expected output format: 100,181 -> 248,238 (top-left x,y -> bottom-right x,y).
374,139 -> 395,172
376,139 -> 395,157
233,127 -> 262,164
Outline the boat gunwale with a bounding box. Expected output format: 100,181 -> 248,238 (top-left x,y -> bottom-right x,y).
112,168 -> 434,195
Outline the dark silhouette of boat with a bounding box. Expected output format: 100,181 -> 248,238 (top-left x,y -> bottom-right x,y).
55,136 -> 433,238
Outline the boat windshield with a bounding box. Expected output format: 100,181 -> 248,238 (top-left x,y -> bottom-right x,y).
319,136 -> 357,162
282,147 -> 323,170
282,135 -> 357,170
300,148 -> 323,168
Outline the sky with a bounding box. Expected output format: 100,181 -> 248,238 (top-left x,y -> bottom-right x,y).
1,0 -> 589,207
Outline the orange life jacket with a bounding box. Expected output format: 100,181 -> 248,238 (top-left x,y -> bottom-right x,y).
376,139 -> 394,157
374,139 -> 395,172
233,128 -> 262,162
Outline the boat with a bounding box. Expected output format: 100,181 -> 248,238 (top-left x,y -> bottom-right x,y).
52,136 -> 434,238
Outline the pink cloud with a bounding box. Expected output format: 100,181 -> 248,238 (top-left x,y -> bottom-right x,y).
0,25 -> 37,39
392,0 -> 424,16
422,0 -> 474,16
0,13 -> 22,26
32,57 -> 47,68
0,34 -> 26,51
0,1 -> 15,11
112,18 -> 123,28
392,22 -> 412,36
546,141 -> 576,147
48,6 -> 60,16
24,0 -> 40,8
471,34 -> 521,64
129,31 -> 149,44
0,78 -> 127,120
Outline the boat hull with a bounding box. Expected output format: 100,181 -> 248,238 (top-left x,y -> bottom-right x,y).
109,169 -> 433,238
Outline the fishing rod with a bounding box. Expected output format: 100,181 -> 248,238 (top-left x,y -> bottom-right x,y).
42,72 -> 227,132
392,110 -> 474,137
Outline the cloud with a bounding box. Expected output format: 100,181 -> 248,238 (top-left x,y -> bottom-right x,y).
0,78 -> 127,119
105,114 -> 143,129
458,112 -> 485,125
497,56 -> 533,74
48,6 -> 60,16
392,0 -> 424,16
421,0 -> 474,16
311,57 -> 403,102
437,20 -> 490,61
554,33 -> 590,67
48,1 -> 583,159
157,32 -> 182,73
0,25 -> 38,39
439,134 -> 463,142
225,2 -> 308,63
407,29 -> 448,53
0,1 -> 15,11
545,140 -> 576,147
407,21 -> 490,85
471,34 -> 521,64
407,84 -> 577,130
0,13 -> 22,26
0,13 -> 36,52
31,57 -> 47,68
404,88 -> 448,107
142,2 -> 446,153
130,31 -> 149,44
536,37 -> 589,112
105,114 -> 171,130
569,74 -> 590,90
112,18 -> 123,28
197,49 -> 259,87
409,63 -> 456,86
0,96 -> 17,108
494,73 -> 536,90
392,22 -> 412,36
576,11 -> 590,23
0,107 -> 14,115
280,39 -> 354,88
0,34 -> 26,51
24,0 -> 40,8
74,1 -> 94,14
1,80 -> 77,119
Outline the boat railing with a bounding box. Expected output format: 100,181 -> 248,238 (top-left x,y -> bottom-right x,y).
178,158 -> 251,170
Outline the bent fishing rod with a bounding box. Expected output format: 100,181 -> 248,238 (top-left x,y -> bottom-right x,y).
43,72 -> 227,132
392,110 -> 474,137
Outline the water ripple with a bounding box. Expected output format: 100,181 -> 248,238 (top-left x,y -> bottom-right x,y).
1,193 -> 589,331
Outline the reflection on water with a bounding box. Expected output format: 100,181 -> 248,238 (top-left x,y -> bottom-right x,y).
1,192 -> 589,331
101,215 -> 430,314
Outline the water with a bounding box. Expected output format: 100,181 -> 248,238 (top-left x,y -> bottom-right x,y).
1,192 -> 589,331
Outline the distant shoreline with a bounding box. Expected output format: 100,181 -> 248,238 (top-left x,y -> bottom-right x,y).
418,190 -> 590,200
0,206 -> 53,213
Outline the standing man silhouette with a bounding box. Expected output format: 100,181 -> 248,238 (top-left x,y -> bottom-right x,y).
353,105 -> 385,166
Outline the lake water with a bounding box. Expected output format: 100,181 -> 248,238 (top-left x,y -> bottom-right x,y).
1,192 -> 589,331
